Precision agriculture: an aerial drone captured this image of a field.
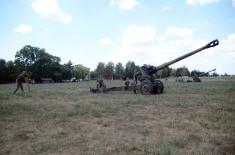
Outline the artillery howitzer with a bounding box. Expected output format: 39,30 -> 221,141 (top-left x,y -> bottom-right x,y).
90,39 -> 219,95
192,68 -> 216,82
176,68 -> 216,83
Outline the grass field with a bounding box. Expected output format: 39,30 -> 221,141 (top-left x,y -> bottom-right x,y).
0,77 -> 235,155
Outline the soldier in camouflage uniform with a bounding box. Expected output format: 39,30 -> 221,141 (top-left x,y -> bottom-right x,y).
13,71 -> 29,94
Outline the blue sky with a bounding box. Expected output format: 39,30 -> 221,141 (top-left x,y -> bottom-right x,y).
0,0 -> 235,74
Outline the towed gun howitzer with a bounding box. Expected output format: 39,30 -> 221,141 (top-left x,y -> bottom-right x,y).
90,39 -> 219,95
192,68 -> 216,82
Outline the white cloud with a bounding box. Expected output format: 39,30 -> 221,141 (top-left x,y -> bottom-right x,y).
223,52 -> 235,60
99,37 -> 113,46
202,20 -> 212,26
105,25 -> 171,65
165,27 -> 193,38
103,24 -> 235,74
14,24 -> 32,33
162,6 -> 172,11
110,0 -> 140,10
32,0 -> 72,24
106,25 -> 160,63
171,38 -> 206,48
227,34 -> 235,47
218,33 -> 235,60
119,24 -> 157,44
104,25 -> 224,71
186,0 -> 220,6
232,0 -> 235,7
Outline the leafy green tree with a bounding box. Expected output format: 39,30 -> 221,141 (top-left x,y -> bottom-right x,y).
60,61 -> 73,80
115,62 -> 125,78
95,62 -> 105,77
15,45 -> 42,70
90,71 -> 97,80
1,45 -> 73,83
191,70 -> 203,77
176,66 -> 190,77
15,45 -> 61,74
170,68 -> 176,77
159,67 -> 171,78
21,47 -> 62,82
212,72 -> 219,77
125,61 -> 136,79
0,59 -> 7,83
104,62 -> 114,78
224,73 -> 228,76
53,71 -> 62,82
14,59 -> 25,75
66,61 -> 74,76
6,60 -> 17,82
74,65 -> 86,79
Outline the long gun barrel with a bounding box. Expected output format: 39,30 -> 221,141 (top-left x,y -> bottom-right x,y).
200,68 -> 216,76
155,39 -> 219,71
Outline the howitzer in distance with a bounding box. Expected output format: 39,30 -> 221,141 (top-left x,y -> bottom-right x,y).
193,68 -> 216,82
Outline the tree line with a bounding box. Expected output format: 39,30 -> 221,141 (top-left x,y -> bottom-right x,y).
92,61 -> 138,80
0,45 -> 75,83
0,45 -> 220,84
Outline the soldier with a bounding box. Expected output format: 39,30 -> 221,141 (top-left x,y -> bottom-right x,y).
124,78 -> 130,90
13,71 -> 29,94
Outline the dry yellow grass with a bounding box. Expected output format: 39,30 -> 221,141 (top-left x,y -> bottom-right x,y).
0,76 -> 235,155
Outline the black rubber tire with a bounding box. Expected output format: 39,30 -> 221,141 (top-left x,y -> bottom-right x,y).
152,80 -> 164,94
139,80 -> 153,95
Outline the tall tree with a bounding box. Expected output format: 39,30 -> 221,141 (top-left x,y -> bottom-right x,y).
6,60 -> 16,82
15,45 -> 41,70
191,70 -> 203,77
0,59 -> 7,83
176,66 -> 190,77
95,62 -> 105,77
16,46 -> 62,82
61,61 -> 73,80
170,68 -> 176,77
125,61 -> 136,79
66,60 -> 74,76
74,65 -> 86,79
14,59 -> 25,76
90,71 -> 97,79
212,72 -> 219,77
159,67 -> 171,78
104,62 -> 114,78
115,62 -> 125,78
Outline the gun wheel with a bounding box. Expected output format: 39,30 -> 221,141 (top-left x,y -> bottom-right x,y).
152,80 -> 164,95
139,80 -> 153,95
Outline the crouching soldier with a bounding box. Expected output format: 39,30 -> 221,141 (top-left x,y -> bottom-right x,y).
13,71 -> 29,94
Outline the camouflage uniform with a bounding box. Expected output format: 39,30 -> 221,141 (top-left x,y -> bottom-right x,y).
13,71 -> 27,94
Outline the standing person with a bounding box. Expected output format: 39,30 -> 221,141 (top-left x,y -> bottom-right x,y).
13,71 -> 29,94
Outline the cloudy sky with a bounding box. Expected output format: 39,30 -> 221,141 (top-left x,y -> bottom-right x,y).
0,0 -> 235,74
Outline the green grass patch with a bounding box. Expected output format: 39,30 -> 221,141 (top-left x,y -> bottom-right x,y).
188,133 -> 202,142
0,102 -> 40,116
0,77 -> 234,155
67,103 -> 123,117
